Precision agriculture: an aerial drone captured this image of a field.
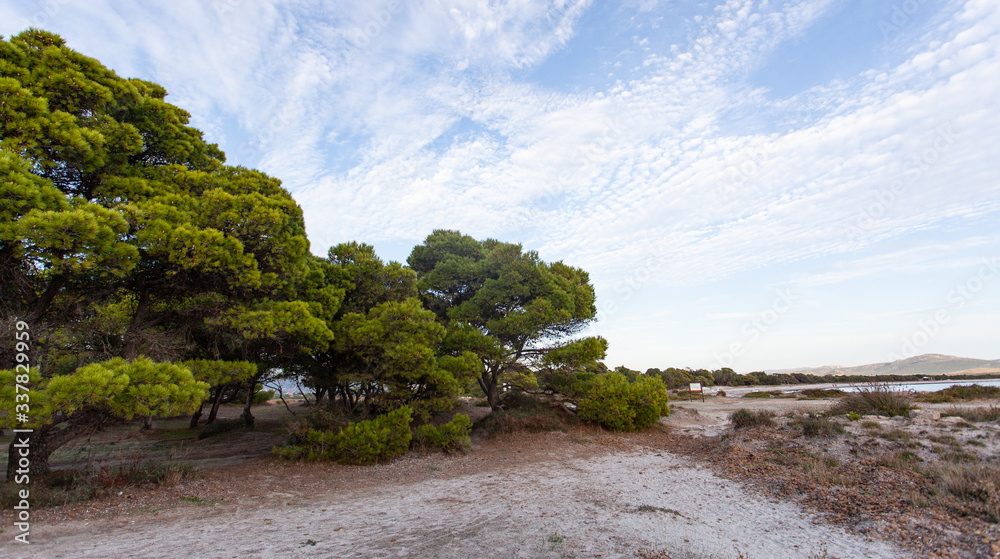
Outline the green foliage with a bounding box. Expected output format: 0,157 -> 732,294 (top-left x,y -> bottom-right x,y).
408,230 -> 604,409
1,357 -> 209,429
797,388 -> 847,399
729,409 -> 776,430
0,29 -> 331,372
274,406 -> 413,465
415,414 -> 472,453
915,384 -> 1000,403
577,372 -> 670,432
536,367 -> 597,400
742,390 -> 785,399
183,359 -> 256,387
252,389 -> 275,405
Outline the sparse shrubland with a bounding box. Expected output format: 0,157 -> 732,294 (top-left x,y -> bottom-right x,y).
829,384 -> 914,417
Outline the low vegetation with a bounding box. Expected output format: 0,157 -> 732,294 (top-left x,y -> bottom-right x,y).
274,406 -> 413,465
414,414 -> 472,454
916,384 -> 1000,403
829,383 -> 914,417
729,409 -> 776,430
941,405 -> 1000,423
577,372 -> 670,431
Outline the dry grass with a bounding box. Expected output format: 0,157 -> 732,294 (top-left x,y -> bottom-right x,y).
936,463 -> 1000,523
729,408 -> 776,430
829,384 -> 914,417
941,405 -> 1000,423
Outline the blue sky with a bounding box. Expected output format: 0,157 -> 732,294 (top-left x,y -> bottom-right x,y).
3,0 -> 998,372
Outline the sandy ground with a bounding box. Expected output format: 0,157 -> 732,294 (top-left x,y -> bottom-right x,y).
4,430 -> 904,559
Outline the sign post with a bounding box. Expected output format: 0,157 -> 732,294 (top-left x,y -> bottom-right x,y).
689,382 -> 704,402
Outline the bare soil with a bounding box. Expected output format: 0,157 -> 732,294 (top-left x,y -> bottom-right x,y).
1,394 -> 996,558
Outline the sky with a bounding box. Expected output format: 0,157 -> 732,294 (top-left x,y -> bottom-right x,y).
2,0 -> 998,373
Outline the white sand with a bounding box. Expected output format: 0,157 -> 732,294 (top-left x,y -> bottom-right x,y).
14,449 -> 902,559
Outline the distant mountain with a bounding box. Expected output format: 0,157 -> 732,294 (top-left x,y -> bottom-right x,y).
766,354 -> 1000,377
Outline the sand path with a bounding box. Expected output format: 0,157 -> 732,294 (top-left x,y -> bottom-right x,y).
10,446 -> 902,559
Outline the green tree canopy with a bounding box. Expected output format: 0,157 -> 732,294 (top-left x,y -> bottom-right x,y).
408,230 -> 606,409
0,30 -> 332,466
1,357 -> 208,479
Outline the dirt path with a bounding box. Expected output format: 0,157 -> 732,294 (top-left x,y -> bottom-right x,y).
6,432 -> 902,559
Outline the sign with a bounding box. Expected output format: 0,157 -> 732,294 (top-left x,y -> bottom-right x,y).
688,382 -> 704,402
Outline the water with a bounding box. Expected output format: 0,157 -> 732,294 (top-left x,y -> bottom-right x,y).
831,379 -> 1000,393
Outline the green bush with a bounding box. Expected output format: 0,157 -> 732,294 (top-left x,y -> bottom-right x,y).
578,373 -> 670,432
415,414 -> 472,453
729,408 -> 775,430
916,384 -> 1000,403
797,388 -> 847,399
274,406 -> 413,465
742,390 -> 784,399
252,389 -> 275,405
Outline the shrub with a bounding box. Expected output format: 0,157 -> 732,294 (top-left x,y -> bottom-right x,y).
536,368 -> 597,400
274,406 -> 413,465
476,392 -> 571,437
716,390 -> 727,398
941,405 -> 1000,423
916,384 -> 1000,403
198,417 -> 247,439
415,414 -> 472,453
743,390 -> 783,399
937,463 -> 1000,523
252,389 -> 275,405
577,373 -> 670,432
829,383 -> 914,417
729,408 -> 775,430
799,413 -> 845,438
798,388 -> 847,399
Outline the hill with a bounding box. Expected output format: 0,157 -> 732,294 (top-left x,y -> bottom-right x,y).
766,354 -> 1000,377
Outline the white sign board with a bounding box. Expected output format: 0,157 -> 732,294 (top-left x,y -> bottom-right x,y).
689,382 -> 702,392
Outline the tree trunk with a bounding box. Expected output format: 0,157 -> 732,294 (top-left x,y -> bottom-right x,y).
479,370 -> 502,410
6,411 -> 108,481
189,400 -> 205,428
239,379 -> 255,427
206,386 -> 226,424
141,415 -> 153,430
